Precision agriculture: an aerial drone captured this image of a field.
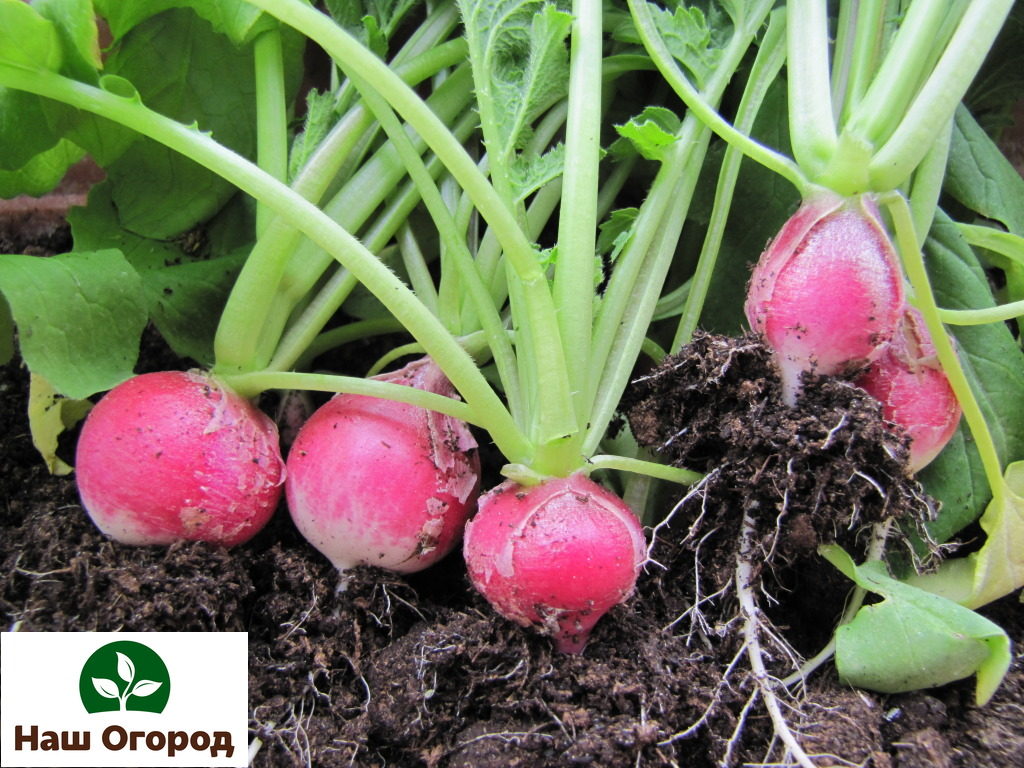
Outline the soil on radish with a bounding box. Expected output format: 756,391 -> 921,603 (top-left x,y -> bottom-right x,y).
2,211 -> 1022,766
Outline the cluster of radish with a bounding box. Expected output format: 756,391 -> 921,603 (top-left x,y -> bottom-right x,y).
73,191 -> 960,655
75,357 -> 645,654
744,191 -> 961,473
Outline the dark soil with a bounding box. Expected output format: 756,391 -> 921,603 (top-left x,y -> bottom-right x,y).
2,197 -> 1022,767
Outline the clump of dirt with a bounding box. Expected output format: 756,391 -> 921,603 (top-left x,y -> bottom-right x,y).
626,331 -> 933,564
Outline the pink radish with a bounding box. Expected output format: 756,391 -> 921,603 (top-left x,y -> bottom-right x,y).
75,370 -> 285,547
856,308 -> 961,472
463,473 -> 647,654
286,357 -> 479,574
745,193 -> 905,404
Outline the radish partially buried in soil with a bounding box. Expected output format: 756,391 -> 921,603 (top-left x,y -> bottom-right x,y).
75,370 -> 285,547
744,193 -> 905,405
856,308 -> 962,473
286,358 -> 480,574
463,473 -> 647,654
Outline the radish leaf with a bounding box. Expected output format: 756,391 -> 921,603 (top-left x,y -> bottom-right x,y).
965,461 -> 1024,608
460,0 -> 572,158
614,106 -> 681,162
94,0 -> 273,45
821,544 -> 1011,706
945,104 -> 1024,235
99,8 -> 260,238
27,373 -> 92,475
0,250 -> 147,399
69,183 -> 245,365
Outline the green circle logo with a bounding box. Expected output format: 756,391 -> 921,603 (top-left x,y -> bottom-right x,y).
79,641 -> 171,714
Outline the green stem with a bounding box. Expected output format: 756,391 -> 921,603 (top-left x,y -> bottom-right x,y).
583,3 -> 774,457
836,0 -> 888,125
842,0 -> 957,150
347,69 -> 524,426
0,64 -> 533,463
253,24 -> 289,237
216,40 -> 469,372
552,0 -> 602,428
868,0 -> 1015,191
249,65 -> 475,372
907,116 -> 953,245
828,0 -> 857,113
365,330 -> 493,378
957,224 -> 1024,269
882,192 -> 1005,499
294,318 -> 406,369
626,0 -> 810,196
939,301 -> 1024,326
246,0 -> 576,451
785,0 -> 838,178
585,455 -> 703,486
397,224 -> 440,318
223,371 -> 477,423
672,7 -> 787,351
270,268 -> 360,371
266,108 -> 479,374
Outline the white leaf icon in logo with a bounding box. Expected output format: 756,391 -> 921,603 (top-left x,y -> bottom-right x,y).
116,652 -> 136,683
129,680 -> 163,698
92,678 -> 121,699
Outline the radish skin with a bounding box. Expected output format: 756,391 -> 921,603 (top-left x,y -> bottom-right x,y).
286,358 -> 479,573
856,308 -> 962,473
75,370 -> 285,547
463,473 -> 647,654
745,193 -> 905,404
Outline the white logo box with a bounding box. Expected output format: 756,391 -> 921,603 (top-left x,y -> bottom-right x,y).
1,632 -> 248,767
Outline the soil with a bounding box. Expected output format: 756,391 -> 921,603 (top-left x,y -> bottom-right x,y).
2,188 -> 1022,767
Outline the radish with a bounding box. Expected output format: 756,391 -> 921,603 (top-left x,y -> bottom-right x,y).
855,308 -> 962,473
463,473 -> 647,654
285,358 -> 480,574
75,371 -> 285,547
744,193 -> 905,405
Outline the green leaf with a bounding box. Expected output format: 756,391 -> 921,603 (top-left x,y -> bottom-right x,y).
821,544 -> 1011,706
288,89 -> 340,181
0,88 -> 63,172
460,0 -> 572,156
968,461 -> 1024,608
27,373 -> 92,475
94,0 -> 273,45
917,212 -> 1024,541
69,183 -> 244,365
508,143 -> 564,201
945,104 -> 1024,236
0,138 -> 84,197
0,1 -> 66,172
0,0 -> 62,71
34,0 -> 102,82
0,250 -> 147,399
325,0 -> 421,43
613,2 -> 730,89
597,207 -> 639,259
99,8 -> 260,238
614,106 -> 681,162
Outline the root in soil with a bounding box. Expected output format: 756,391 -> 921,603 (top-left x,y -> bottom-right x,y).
624,330 -> 939,766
